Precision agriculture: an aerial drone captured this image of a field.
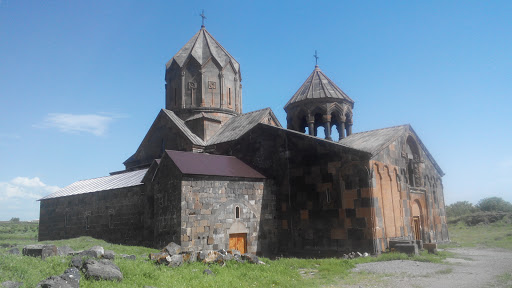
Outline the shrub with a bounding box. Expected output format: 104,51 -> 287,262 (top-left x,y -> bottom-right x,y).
476,197 -> 512,213
445,201 -> 479,218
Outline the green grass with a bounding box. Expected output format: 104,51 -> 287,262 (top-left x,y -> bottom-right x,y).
0,221 -> 450,287
439,219 -> 512,250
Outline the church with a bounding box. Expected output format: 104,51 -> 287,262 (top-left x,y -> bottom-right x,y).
38,22 -> 448,257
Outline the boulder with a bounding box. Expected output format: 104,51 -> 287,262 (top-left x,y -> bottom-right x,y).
228,249 -> 241,256
395,243 -> 419,256
423,243 -> 438,254
36,276 -> 72,288
70,256 -> 83,269
197,250 -> 208,261
168,254 -> 183,267
223,253 -> 233,261
241,253 -> 259,264
120,254 -> 136,260
1,281 -> 23,288
81,246 -> 104,258
162,242 -> 182,256
57,246 -> 75,256
181,251 -> 197,263
149,252 -> 168,261
204,251 -> 222,264
22,244 -> 57,259
7,248 -> 20,255
59,267 -> 81,288
83,259 -> 123,281
233,254 -> 243,263
103,250 -> 115,260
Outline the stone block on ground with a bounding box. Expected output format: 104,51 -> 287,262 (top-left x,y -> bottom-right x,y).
1,281 -> 23,288
36,276 -> 72,288
103,250 -> 115,260
241,253 -> 259,264
395,243 -> 419,256
181,251 -> 197,263
203,269 -> 214,276
81,246 -> 104,258
83,259 -> 123,281
388,240 -> 413,250
120,254 -> 136,260
22,244 -> 57,259
423,243 -> 438,254
162,242 -> 182,256
70,256 -> 83,269
57,246 -> 75,256
7,248 -> 20,255
149,252 -> 168,261
168,254 -> 183,267
204,251 -> 223,264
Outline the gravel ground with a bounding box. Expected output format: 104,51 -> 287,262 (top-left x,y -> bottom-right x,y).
339,247 -> 512,288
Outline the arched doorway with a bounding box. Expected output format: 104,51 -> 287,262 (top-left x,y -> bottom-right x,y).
411,200 -> 423,241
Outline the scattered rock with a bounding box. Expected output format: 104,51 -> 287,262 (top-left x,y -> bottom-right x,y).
203,269 -> 214,276
217,249 -> 227,255
229,249 -> 241,256
1,281 -> 23,288
7,248 -> 20,255
120,254 -> 136,260
156,254 -> 171,265
81,246 -> 104,258
22,244 -> 57,259
59,267 -> 81,288
36,276 -> 72,288
83,259 -> 123,281
57,246 -> 75,256
70,256 -> 83,269
181,251 -> 197,263
168,254 -> 183,267
223,253 -> 233,261
204,251 -> 223,264
103,250 -> 115,260
162,242 -> 182,256
149,252 -> 168,261
0,243 -> 12,248
197,250 -> 208,262
241,253 -> 259,264
363,252 -> 369,257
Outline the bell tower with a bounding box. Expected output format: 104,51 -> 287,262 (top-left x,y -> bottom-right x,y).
284,62 -> 354,141
164,19 -> 242,141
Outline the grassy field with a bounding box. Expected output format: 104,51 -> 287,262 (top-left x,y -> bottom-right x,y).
440,213 -> 512,250
0,221 -> 451,288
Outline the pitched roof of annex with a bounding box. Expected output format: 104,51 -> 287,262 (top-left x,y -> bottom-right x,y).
39,169 -> 148,200
166,150 -> 265,179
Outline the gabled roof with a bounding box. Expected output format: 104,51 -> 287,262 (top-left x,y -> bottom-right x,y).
284,65 -> 353,109
161,109 -> 206,146
206,108 -> 281,145
39,169 -> 148,200
340,124 -> 444,176
166,27 -> 240,75
339,125 -> 408,156
166,150 -> 265,179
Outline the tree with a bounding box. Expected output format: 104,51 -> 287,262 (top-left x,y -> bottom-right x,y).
476,197 -> 512,212
445,201 -> 479,218
9,217 -> 20,223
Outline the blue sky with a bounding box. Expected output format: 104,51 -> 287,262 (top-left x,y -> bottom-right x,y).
1,1 -> 511,220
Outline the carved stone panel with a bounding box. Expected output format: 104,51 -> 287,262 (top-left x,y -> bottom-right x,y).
208,81 -> 216,89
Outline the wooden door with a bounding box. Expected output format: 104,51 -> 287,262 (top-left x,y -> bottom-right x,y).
229,233 -> 247,254
413,216 -> 421,240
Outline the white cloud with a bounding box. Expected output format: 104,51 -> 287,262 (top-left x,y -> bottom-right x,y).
37,113 -> 118,136
0,177 -> 59,201
0,177 -> 60,221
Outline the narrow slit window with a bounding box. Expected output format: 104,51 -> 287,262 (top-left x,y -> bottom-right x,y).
85,216 -> 89,230
235,206 -> 240,219
228,88 -> 231,106
109,214 -> 113,229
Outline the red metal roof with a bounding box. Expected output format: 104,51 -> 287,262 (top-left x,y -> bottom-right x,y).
166,150 -> 265,179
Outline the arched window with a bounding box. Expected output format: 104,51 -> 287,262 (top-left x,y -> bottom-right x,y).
235,206 -> 240,219
405,136 -> 422,187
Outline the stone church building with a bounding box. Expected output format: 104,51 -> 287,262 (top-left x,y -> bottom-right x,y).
38,24 -> 448,256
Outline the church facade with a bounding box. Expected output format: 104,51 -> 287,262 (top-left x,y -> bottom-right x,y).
38,24 -> 448,256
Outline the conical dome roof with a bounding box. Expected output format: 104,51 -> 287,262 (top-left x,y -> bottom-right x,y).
284,65 -> 353,110
166,27 -> 240,78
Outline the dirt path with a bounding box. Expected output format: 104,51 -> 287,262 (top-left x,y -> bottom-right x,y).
337,247 -> 512,288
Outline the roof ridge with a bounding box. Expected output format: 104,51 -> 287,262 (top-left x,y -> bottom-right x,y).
350,124 -> 410,136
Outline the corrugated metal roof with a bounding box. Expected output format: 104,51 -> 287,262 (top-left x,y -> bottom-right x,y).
39,169 -> 148,200
207,108 -> 280,145
166,150 -> 265,179
339,125 -> 408,155
162,109 -> 206,146
284,65 -> 353,109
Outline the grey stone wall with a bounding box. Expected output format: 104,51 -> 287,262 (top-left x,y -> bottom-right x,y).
38,185 -> 144,245
179,176 -> 274,256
